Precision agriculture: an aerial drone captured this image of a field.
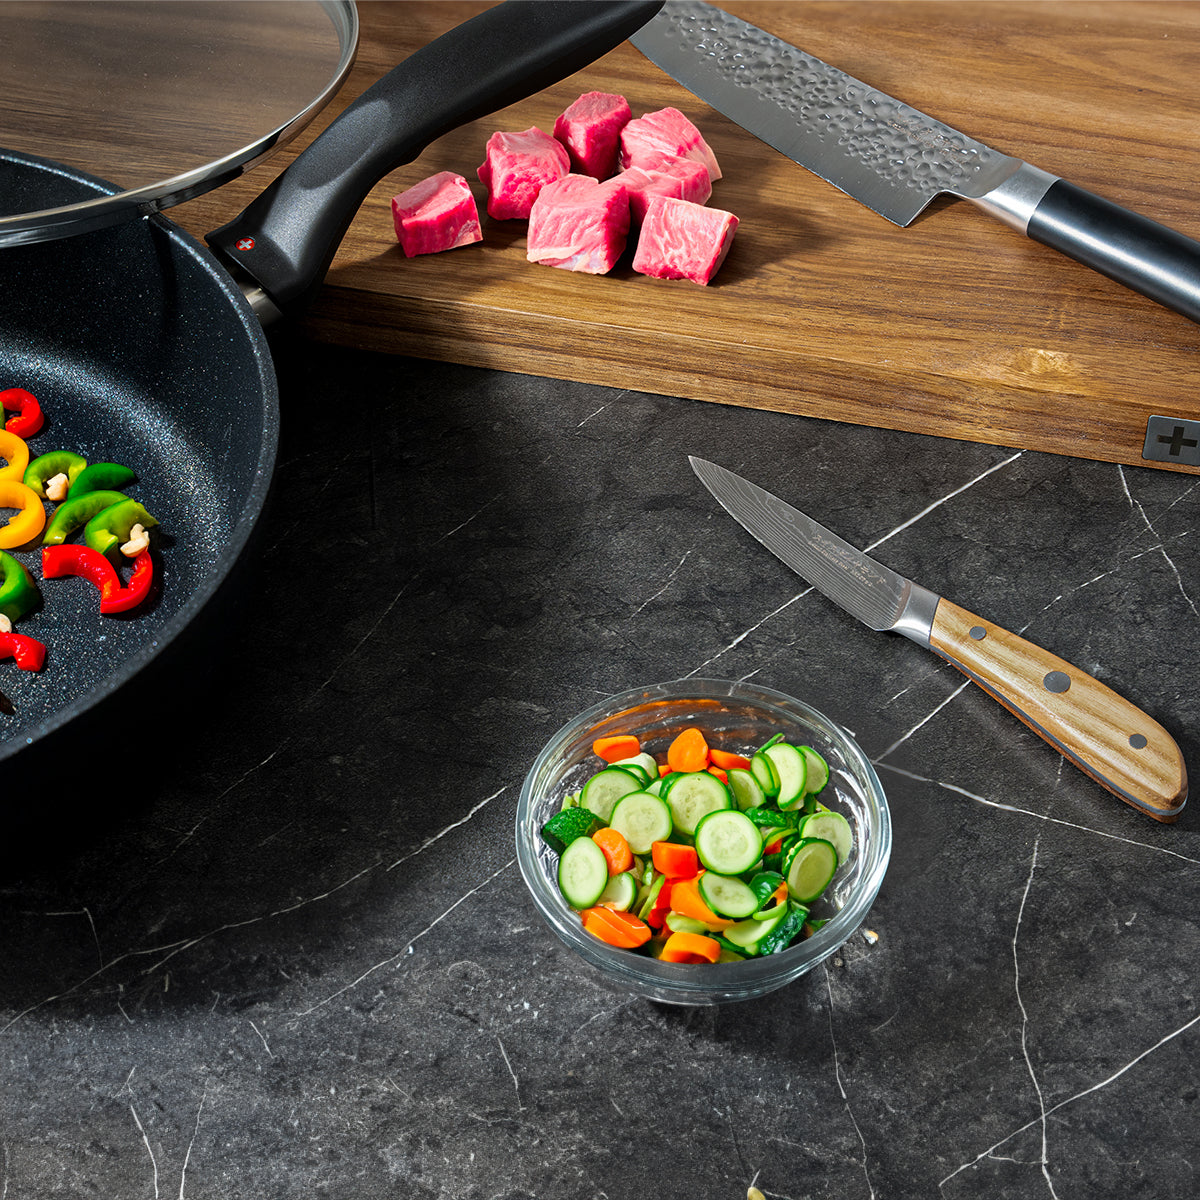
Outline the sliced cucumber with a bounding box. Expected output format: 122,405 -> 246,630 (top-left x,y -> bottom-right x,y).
596,870 -> 638,912
698,872 -> 758,919
796,810 -> 852,865
609,791 -> 673,854
727,767 -> 766,811
694,810 -> 763,876
663,771 -> 731,835
749,750 -> 780,799
719,904 -> 789,953
540,807 -> 605,854
799,745 -> 830,795
611,752 -> 658,787
763,741 -> 808,810
783,836 -> 839,903
580,766 -> 643,822
557,836 -> 609,909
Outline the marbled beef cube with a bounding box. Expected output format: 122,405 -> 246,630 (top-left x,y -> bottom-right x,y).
553,91 -> 632,180
619,154 -> 712,226
477,127 -> 570,220
619,107 -> 722,181
632,195 -> 738,286
390,172 -> 482,256
526,174 -> 631,275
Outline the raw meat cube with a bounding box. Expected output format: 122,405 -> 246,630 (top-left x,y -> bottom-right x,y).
553,91 -> 632,180
619,154 -> 712,226
390,172 -> 481,257
632,195 -> 738,286
526,174 -> 630,275
477,126 -> 570,220
619,107 -> 722,181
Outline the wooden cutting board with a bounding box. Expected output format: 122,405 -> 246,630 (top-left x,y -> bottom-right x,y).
174,1 -> 1200,474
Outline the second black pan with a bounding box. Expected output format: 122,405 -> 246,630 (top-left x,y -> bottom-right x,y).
0,0 -> 663,770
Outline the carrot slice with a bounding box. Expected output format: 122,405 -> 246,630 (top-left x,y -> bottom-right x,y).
651,841 -> 698,879
709,747 -> 752,770
593,734 -> 641,763
592,827 -> 633,875
659,931 -> 722,964
581,906 -> 652,949
669,875 -> 734,928
668,727 -> 710,773
707,765 -> 728,784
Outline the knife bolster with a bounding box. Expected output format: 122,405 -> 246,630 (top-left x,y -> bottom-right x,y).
969,163 -> 1058,233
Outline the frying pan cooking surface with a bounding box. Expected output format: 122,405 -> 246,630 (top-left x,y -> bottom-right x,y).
0,151 -> 276,756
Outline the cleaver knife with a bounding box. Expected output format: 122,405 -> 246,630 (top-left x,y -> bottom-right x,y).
633,3 -> 1200,323
690,456 -> 1188,823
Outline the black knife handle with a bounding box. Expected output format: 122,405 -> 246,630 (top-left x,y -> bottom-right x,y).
1026,178 -> 1200,323
207,0 -> 663,319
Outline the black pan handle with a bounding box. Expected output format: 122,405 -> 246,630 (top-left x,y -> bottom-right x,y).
206,0 -> 663,319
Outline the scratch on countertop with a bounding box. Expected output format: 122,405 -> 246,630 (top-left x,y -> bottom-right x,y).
824,962 -> 877,1199
877,762 -> 1200,866
939,1007 -> 1200,1192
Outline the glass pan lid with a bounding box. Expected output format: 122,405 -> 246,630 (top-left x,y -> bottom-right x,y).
0,0 -> 358,246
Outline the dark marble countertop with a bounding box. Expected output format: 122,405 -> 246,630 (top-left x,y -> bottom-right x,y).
2,336 -> 1197,1199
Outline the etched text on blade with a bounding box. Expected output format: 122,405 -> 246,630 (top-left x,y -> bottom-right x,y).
754,491 -> 908,632
657,2 -> 1016,204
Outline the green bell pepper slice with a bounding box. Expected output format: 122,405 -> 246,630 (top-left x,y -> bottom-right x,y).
23,450 -> 87,498
84,497 -> 159,559
0,549 -> 41,622
41,490 -> 130,546
69,461 -> 137,499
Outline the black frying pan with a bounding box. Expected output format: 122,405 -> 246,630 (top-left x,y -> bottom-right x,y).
0,0 -> 662,767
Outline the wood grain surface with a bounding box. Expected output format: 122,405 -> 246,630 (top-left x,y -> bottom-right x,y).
170,1 -> 1200,473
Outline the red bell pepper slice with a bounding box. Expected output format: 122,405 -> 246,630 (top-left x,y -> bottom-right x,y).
0,388 -> 44,439
42,544 -> 154,614
101,549 -> 153,614
0,630 -> 46,671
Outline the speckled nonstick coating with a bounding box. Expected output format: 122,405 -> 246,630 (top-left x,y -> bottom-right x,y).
0,151 -> 278,767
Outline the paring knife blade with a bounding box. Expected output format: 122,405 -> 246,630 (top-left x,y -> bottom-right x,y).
633,3 -> 1200,323
689,456 -> 1188,823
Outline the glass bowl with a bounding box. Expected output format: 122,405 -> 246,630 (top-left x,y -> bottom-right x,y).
515,678 -> 891,1005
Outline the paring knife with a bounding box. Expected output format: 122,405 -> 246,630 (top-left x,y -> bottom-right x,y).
689,456 -> 1188,823
632,3 -> 1200,323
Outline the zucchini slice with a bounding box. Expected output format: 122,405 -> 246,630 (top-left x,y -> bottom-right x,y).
783,836 -> 839,903
609,791 -> 673,854
698,872 -> 759,919
727,767 -> 766,811
663,770 -> 731,835
596,870 -> 638,912
693,809 -> 763,876
557,836 -> 609,909
749,750 -> 780,799
796,810 -> 852,865
763,741 -> 808,810
799,745 -> 830,795
580,766 -> 643,822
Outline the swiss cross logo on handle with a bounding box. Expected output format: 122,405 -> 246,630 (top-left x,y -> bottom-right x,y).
235,237 -> 255,251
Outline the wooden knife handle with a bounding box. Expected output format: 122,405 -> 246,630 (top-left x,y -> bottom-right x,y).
929,598 -> 1187,822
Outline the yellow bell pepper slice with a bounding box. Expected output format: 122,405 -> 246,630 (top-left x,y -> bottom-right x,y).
0,429 -> 30,482
0,479 -> 46,548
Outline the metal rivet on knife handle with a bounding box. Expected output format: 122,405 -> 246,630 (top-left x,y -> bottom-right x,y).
928,599 -> 1187,822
